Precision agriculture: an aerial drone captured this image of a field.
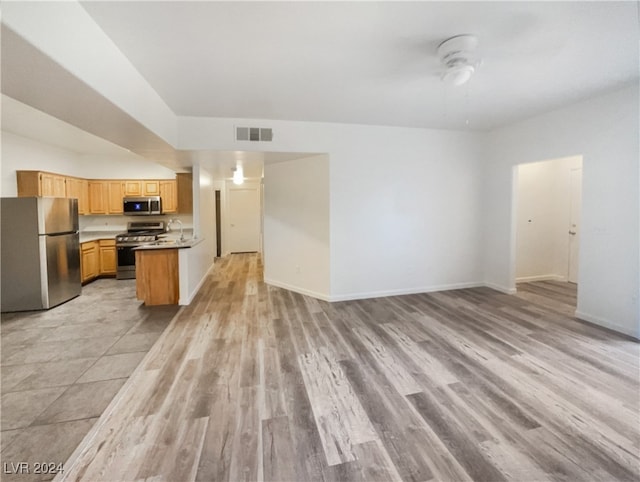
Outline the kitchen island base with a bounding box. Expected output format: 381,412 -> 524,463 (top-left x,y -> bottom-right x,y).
135,249 -> 179,305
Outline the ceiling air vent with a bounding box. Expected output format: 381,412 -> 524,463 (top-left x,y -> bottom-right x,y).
236,126 -> 273,142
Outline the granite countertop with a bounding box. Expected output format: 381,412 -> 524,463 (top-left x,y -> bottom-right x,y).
132,237 -> 204,251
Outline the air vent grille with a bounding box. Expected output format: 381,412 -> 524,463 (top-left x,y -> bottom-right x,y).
236,126 -> 273,142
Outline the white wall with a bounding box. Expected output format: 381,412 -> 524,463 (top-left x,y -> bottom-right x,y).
1,131 -> 82,196
185,165 -> 216,294
516,156 -> 582,281
1,131 -> 177,198
264,155 -> 330,299
178,117 -> 486,301
75,154 -> 176,180
485,83 -> 639,338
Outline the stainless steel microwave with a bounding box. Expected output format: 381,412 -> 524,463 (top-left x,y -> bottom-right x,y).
123,196 -> 162,216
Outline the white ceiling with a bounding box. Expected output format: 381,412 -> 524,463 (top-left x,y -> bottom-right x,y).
1,95 -> 317,179
80,1 -> 639,131
1,1 -> 638,177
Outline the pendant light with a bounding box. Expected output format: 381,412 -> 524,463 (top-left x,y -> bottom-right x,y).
232,164 -> 244,185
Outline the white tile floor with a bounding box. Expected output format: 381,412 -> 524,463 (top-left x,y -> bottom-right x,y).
0,278 -> 178,481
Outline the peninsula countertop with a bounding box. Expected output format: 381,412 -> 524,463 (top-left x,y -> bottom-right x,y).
132,237 -> 204,251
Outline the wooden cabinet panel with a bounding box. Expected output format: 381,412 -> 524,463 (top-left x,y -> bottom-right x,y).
16,171 -> 180,217
99,239 -> 116,275
159,180 -> 177,213
88,181 -> 108,214
16,171 -> 41,196
135,249 -> 179,305
177,173 -> 193,214
107,181 -> 124,214
16,171 -> 65,197
91,181 -> 124,214
66,177 -> 89,215
123,180 -> 142,197
142,180 -> 160,196
81,179 -> 90,214
40,172 -> 66,197
81,241 -> 99,283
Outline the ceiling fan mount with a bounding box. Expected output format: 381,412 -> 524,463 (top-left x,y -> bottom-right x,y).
437,34 -> 479,86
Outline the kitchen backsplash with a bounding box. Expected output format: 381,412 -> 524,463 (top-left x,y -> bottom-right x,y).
79,214 -> 194,233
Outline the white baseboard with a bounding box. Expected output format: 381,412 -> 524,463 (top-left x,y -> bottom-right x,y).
516,274 -> 566,283
484,282 -> 517,295
264,278 -> 332,302
575,310 -> 640,340
327,281 -> 484,302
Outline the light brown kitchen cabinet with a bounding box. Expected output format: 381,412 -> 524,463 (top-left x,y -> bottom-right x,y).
89,181 -> 124,214
81,241 -> 99,283
107,181 -> 124,214
66,177 -> 89,215
136,248 -> 179,305
123,180 -> 142,197
177,173 -> 193,214
16,171 -> 41,196
159,180 -> 177,213
142,180 -> 160,196
16,171 -> 182,216
40,172 -> 66,197
88,181 -> 108,214
17,170 -> 66,197
99,239 -> 117,275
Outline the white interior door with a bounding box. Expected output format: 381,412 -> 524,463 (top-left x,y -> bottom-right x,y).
568,168 -> 582,283
227,186 -> 261,253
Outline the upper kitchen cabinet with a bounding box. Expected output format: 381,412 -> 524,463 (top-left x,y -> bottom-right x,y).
123,180 -> 159,197
41,172 -> 67,197
17,170 -> 66,197
107,181 -> 124,214
16,170 -> 186,216
159,180 -> 177,213
177,173 -> 193,214
142,180 -> 160,196
88,181 -> 108,214
88,180 -> 123,214
66,177 -> 89,214
123,180 -> 143,197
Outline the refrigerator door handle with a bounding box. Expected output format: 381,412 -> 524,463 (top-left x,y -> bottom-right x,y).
39,236 -> 50,308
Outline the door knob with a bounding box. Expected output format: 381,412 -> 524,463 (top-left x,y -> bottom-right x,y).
569,230 -> 576,235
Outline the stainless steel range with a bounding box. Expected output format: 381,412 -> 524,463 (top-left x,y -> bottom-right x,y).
116,221 -> 165,279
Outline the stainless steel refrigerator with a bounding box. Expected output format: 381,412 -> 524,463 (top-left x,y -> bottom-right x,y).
1,197 -> 81,312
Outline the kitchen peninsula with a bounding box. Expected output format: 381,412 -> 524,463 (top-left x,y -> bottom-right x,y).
134,237 -> 204,306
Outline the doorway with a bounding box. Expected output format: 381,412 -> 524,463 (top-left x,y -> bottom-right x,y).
227,183 -> 262,253
568,167 -> 582,283
215,190 -> 221,257
514,156 -> 583,308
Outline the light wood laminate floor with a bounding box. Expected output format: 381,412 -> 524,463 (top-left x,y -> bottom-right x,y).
58,254 -> 639,481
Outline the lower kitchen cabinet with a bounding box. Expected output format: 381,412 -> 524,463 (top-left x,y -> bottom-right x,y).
81,239 -> 117,283
135,249 -> 179,305
81,241 -> 99,283
99,239 -> 117,275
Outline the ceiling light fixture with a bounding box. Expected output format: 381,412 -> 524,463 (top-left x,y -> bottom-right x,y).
232,164 -> 244,185
437,34 -> 479,86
